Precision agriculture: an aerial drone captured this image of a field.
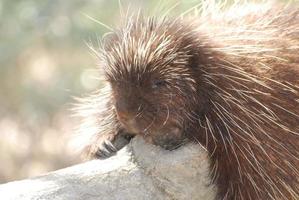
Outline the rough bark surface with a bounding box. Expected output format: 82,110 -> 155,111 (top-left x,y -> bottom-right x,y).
0,137 -> 215,200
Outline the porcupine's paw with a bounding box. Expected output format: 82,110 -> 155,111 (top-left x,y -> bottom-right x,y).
92,133 -> 134,159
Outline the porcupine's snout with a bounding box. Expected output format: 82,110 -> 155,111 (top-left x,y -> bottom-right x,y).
115,99 -> 140,134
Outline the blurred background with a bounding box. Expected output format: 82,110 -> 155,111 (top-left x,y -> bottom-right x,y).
0,0 -> 204,183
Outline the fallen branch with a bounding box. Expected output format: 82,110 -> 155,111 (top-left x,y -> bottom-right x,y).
0,137 -> 216,200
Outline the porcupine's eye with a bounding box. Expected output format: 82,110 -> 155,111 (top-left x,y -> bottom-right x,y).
152,80 -> 167,89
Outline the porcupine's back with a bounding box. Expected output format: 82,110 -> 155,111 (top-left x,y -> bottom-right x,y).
192,2 -> 299,199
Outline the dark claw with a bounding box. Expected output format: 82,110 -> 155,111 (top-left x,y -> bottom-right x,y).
94,139 -> 117,159
94,133 -> 135,159
103,140 -> 117,153
95,145 -> 116,159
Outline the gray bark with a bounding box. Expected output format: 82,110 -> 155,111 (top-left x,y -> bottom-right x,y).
0,136 -> 216,200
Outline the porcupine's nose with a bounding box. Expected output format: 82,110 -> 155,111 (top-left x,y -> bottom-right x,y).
115,100 -> 140,133
115,100 -> 135,122
115,101 -> 130,121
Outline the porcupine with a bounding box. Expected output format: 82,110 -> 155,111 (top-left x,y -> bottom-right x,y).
77,2 -> 299,200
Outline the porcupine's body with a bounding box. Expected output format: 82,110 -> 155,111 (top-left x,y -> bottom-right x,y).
78,2 -> 299,200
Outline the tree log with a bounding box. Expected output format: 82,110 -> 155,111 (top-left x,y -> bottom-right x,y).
0,136 -> 216,200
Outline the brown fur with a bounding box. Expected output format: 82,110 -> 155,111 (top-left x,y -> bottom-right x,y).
77,2 -> 299,200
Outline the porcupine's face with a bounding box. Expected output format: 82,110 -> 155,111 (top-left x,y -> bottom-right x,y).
101,18 -> 200,149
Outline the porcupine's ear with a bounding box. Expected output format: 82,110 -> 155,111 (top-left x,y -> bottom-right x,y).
187,39 -> 214,71
178,28 -> 203,70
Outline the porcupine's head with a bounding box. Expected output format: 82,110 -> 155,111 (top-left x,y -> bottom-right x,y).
100,17 -> 212,149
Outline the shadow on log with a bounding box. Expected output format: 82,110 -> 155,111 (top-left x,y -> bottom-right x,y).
0,136 -> 216,200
